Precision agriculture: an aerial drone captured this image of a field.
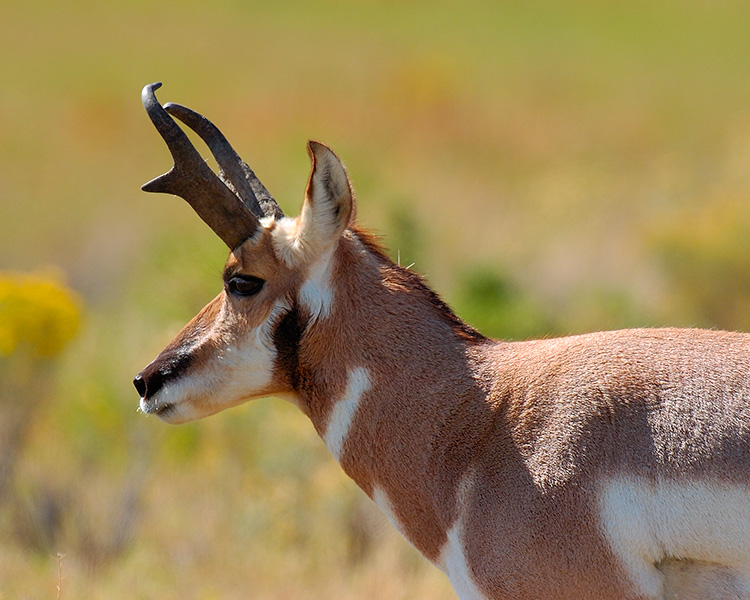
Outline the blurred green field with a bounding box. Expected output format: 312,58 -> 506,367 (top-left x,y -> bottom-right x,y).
2,0 -> 750,598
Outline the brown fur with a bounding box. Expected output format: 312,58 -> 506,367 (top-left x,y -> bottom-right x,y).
285,227 -> 750,598
137,140 -> 750,600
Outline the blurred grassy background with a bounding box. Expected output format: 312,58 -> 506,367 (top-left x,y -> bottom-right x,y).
1,0 -> 750,597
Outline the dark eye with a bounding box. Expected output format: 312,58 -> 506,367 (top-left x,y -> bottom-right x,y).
226,275 -> 265,297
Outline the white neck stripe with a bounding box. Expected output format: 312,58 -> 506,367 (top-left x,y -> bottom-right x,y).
324,366 -> 371,461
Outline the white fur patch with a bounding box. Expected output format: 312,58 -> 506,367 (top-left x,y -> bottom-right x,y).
600,476 -> 750,597
259,215 -> 277,230
372,486 -> 410,541
374,473 -> 489,600
217,298 -> 287,395
268,211 -> 338,321
269,216 -> 338,322
141,299 -> 287,423
299,249 -> 335,321
434,468 -> 488,600
270,216 -> 303,267
323,366 -> 370,460
438,517 -> 491,600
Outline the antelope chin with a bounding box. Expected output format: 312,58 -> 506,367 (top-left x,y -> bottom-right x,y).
138,396 -> 191,424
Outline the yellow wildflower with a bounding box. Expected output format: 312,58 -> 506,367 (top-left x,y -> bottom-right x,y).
0,271 -> 82,358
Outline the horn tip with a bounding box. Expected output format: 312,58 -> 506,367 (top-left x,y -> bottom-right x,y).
163,102 -> 195,122
141,82 -> 164,108
163,102 -> 186,117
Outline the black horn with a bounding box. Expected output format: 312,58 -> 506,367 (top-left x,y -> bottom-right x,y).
164,102 -> 284,220
141,82 -> 261,250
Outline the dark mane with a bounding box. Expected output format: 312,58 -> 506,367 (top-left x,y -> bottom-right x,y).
351,227 -> 489,344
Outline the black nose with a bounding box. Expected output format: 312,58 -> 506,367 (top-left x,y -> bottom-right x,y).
133,352 -> 192,399
133,369 -> 167,399
133,373 -> 147,398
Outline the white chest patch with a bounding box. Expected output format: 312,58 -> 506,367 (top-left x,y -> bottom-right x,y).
323,366 -> 371,461
600,475 -> 750,596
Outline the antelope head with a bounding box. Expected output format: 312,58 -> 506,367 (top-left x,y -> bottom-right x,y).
134,83 -> 353,424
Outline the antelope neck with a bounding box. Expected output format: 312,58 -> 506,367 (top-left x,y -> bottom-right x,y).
288,232 -> 494,561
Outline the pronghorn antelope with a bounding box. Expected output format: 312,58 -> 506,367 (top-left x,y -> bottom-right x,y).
134,82 -> 750,600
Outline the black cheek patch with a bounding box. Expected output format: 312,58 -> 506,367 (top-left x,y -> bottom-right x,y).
272,304 -> 306,390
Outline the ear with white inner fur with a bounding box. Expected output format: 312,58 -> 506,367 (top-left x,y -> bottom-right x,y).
297,141 -> 354,251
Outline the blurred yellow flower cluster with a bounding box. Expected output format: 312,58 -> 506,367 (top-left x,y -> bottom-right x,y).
0,271 -> 82,358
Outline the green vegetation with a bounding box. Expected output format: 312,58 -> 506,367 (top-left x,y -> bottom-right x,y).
2,0 -> 750,597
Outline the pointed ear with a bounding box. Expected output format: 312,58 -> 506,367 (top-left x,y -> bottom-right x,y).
297,141 -> 354,250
